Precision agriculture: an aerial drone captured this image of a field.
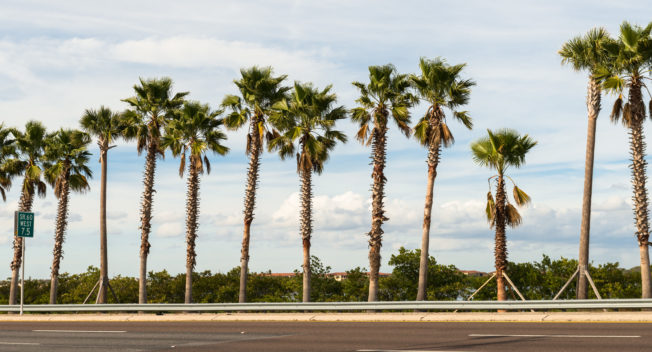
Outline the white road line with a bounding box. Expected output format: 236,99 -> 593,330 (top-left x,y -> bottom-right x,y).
0,342 -> 40,345
358,350 -> 473,352
32,329 -> 126,333
469,334 -> 640,338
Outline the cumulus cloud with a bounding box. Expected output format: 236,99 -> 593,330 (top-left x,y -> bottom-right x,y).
107,211 -> 128,220
112,37 -> 338,74
273,191 -> 369,231
155,222 -> 184,238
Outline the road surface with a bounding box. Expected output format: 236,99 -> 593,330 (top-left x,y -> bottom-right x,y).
0,321 -> 648,351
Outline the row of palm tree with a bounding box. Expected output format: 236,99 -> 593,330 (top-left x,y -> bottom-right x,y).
5,19 -> 649,305
0,122 -> 93,305
559,21 -> 652,299
0,60 -> 476,305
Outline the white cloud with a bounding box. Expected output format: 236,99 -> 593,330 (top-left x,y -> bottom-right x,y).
156,222 -> 184,238
113,37 -> 338,73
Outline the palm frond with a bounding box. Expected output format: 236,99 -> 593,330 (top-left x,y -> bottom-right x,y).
486,191 -> 495,225
512,185 -> 532,207
453,111 -> 473,130
505,204 -> 522,228
179,152 -> 186,178
611,96 -> 623,123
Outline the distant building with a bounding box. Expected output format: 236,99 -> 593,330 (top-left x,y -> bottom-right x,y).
459,270 -> 489,277
258,271 -> 391,281
259,270 -> 487,280
328,272 -> 391,282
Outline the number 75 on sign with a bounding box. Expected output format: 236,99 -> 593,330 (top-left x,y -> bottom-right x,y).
14,211 -> 34,238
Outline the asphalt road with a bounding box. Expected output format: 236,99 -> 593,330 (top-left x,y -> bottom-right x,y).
0,321 -> 649,351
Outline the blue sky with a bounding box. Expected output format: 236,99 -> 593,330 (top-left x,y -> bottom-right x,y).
0,0 -> 650,279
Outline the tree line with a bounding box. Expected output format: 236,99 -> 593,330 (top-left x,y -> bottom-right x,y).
0,248 -> 643,305
2,20 -> 652,306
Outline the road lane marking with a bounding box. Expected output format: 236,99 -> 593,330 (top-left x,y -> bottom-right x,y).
358,350 -> 473,352
0,342 -> 40,345
32,329 -> 126,333
469,334 -> 640,338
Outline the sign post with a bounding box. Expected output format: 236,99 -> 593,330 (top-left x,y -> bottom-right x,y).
14,211 -> 34,316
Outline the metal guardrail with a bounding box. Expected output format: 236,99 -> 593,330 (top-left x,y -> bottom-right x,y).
2,299 -> 652,312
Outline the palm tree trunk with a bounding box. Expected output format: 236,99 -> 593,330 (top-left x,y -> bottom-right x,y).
577,77 -> 600,299
139,141 -> 158,304
9,181 -> 34,305
300,166 -> 313,302
239,116 -> 262,303
50,170 -> 71,304
185,162 -> 200,304
99,147 -> 108,304
628,80 -> 651,298
495,175 -> 507,301
368,126 -> 388,302
640,244 -> 651,298
417,112 -> 442,301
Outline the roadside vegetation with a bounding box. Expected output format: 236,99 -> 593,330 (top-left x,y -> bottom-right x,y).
0,248 -> 643,305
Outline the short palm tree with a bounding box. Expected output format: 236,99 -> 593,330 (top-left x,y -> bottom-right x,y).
269,82 -> 347,302
44,129 -> 92,304
221,66 -> 289,303
601,21 -> 652,298
122,77 -> 188,304
471,129 -> 536,301
410,57 -> 475,301
5,121 -> 48,305
80,106 -> 126,304
351,64 -> 417,301
0,124 -> 19,201
161,101 -> 229,304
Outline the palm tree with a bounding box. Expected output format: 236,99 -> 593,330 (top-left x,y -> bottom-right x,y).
558,27 -> 613,300
122,78 -> 188,304
5,121 -> 48,305
471,129 -> 536,301
44,129 -> 92,304
0,124 -> 19,201
410,57 -> 475,301
222,66 -> 289,303
602,22 -> 652,298
351,64 -> 417,301
80,106 -> 126,304
269,82 -> 347,302
161,101 -> 229,304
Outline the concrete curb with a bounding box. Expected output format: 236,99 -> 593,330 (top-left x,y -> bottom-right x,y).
1,312 -> 652,323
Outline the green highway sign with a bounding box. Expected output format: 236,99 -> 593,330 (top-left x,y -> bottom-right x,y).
14,211 -> 34,238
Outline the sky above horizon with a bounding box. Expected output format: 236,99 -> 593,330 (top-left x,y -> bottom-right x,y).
0,0 -> 651,280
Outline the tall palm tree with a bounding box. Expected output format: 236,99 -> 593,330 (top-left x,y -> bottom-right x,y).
0,124 -> 19,201
410,57 -> 475,301
602,22 -> 652,298
471,129 -> 536,301
122,78 -> 188,304
80,106 -> 126,304
162,101 -> 229,304
351,64 -> 417,301
44,129 -> 92,304
269,82 -> 347,302
222,66 -> 289,303
5,121 -> 48,305
559,27 -> 613,300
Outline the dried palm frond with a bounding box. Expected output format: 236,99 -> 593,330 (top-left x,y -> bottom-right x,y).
486,191 -> 496,227
611,96 -> 623,123
512,185 -> 531,207
505,203 -> 522,228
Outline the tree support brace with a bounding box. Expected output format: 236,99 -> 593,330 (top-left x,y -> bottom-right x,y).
457,272 -> 532,312
553,265 -> 602,300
